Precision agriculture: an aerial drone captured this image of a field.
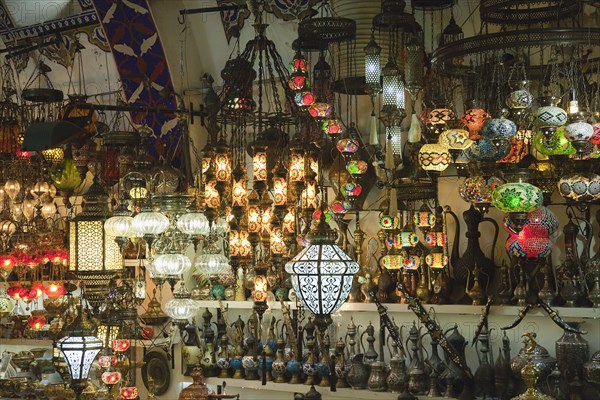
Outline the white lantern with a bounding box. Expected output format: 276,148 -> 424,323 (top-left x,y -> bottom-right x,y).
131,210 -> 169,237
163,285 -> 198,325
285,211 -> 359,317
176,212 -> 210,236
152,253 -> 192,277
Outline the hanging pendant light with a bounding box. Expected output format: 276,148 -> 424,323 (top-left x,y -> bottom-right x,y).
364,30 -> 381,94
285,205 -> 359,324
56,305 -> 103,399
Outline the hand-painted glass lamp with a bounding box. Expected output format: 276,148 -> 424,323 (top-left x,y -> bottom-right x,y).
491,180 -> 543,233
564,112 -> 594,155
534,95 -> 568,143
418,143 -> 451,172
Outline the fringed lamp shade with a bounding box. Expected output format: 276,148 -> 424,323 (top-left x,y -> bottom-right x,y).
285,212 -> 359,317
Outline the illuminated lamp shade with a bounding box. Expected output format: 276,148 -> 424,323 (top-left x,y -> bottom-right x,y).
289,71 -> 308,91
270,227 -> 286,255
131,209 -> 169,238
285,210 -> 359,318
152,253 -> 192,277
252,149 -> 268,182
272,175 -> 288,206
247,203 -> 262,234
504,206 -> 559,238
229,230 -> 251,258
289,51 -> 309,73
312,208 -> 333,223
111,339 -> 130,352
506,236 -> 551,260
418,144 -> 451,172
98,355 -> 118,368
532,128 -> 575,156
425,232 -> 447,247
331,200 -> 350,215
56,307 -> 103,399
96,323 -> 120,348
282,208 -> 296,233
231,169 -> 249,208
176,212 -> 210,236
120,387 -> 139,400
214,150 -> 232,182
380,253 -> 403,270
309,102 -> 333,119
41,147 -> 65,163
483,114 -> 517,140
428,108 -> 455,125
253,270 -> 268,303
0,255 -> 16,270
564,114 -> 594,154
346,160 -> 368,176
459,176 -> 505,210
163,286 -> 199,325
558,172 -> 600,203
101,371 -> 121,385
104,215 -> 133,239
289,151 -> 305,182
591,122 -> 600,145
402,255 -> 420,270
341,182 -> 362,200
438,128 -> 472,150
301,181 -> 318,211
322,119 -> 344,137
534,96 -> 568,128
381,59 -> 399,108
464,138 -> 511,162
425,253 -> 448,269
491,182 -> 543,231
204,181 -> 220,209
413,206 -> 436,229
364,32 -> 381,90
195,242 -> 230,276
506,81 -> 534,109
45,282 -> 66,298
336,138 -> 360,155
461,105 -> 489,140
379,215 -> 400,230
27,314 -> 46,330
31,281 -> 45,298
386,232 -> 419,249
294,91 -> 315,108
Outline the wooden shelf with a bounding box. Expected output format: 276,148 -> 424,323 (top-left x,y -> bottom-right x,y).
195,300 -> 600,320
203,377 -> 449,400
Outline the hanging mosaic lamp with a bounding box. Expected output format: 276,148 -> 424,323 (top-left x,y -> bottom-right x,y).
564,112 -> 594,155
492,174 -> 543,232
418,143 -> 451,172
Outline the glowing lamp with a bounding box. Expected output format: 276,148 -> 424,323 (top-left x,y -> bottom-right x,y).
285,209 -> 359,318
428,108 -> 454,125
418,144 -> 451,172
301,181 -> 318,211
282,208 -> 296,234
41,147 -> 65,163
56,307 -> 103,399
425,253 -> 448,269
402,255 -> 420,270
252,147 -> 268,183
294,91 -> 315,108
231,167 -> 249,208
270,227 -> 286,256
492,182 -> 543,232
228,229 -> 251,258
204,180 -> 220,209
558,172 -> 600,204
7,285 -> 29,300
309,102 -> 333,119
101,371 -> 121,385
364,32 -> 381,91
380,253 -> 403,270
346,160 -> 368,176
425,232 -> 447,247
336,138 -> 360,155
289,150 -> 305,182
152,253 -> 192,277
381,59 -> 399,108
413,205 -> 436,229
45,282 -> 66,298
272,163 -> 288,207
461,105 -> 489,140
27,314 -> 46,330
290,51 -> 309,73
0,255 -> 16,270
289,72 -> 308,91
323,119 -> 344,137
31,282 -> 45,298
459,176 -> 505,212
506,236 -> 552,260
98,355 -> 118,368
253,264 -> 268,304
195,240 -> 230,276
163,286 -> 199,326
439,128 -> 472,150
120,387 -> 139,399
176,212 -> 210,236
111,339 -> 130,352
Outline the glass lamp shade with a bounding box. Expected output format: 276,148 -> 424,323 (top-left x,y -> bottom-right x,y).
273,176 -> 288,206
506,236 -> 551,260
591,122 -> 600,145
163,296 -> 198,323
214,153 -> 232,182
532,128 -> 575,156
506,83 -> 534,109
104,215 -> 133,238
331,200 -> 350,215
491,182 -> 543,213
413,208 -> 436,229
195,250 -> 230,276
101,371 -> 121,385
483,116 -> 517,140
152,253 -> 192,276
386,232 -> 419,249
402,255 -> 420,270
382,62 -> 399,107
439,128 -> 472,150
396,80 -> 406,111
270,227 -> 286,255
364,34 -> 381,89
459,176 -> 505,206
176,212 -> 210,236
386,125 -> 403,156
425,232 -> 447,247
341,182 -> 362,200
290,51 -> 309,73
503,206 -> 559,238
418,144 -> 451,171
425,253 -> 448,269
27,314 -> 46,330
301,181 -> 318,210
232,175 -> 249,207
120,387 -> 139,399
285,243 -> 359,316
346,160 -> 368,176
253,273 -> 268,303
282,208 -> 296,233
229,230 -> 252,257
294,91 -> 316,108
289,152 -> 305,182
322,119 -> 344,137
534,96 -> 567,127
96,324 -> 120,348
428,108 -> 455,125
204,181 -> 221,209
565,120 -> 594,142
131,210 -> 169,237
111,339 -> 131,352
56,327 -> 103,384
70,219 -> 122,272
247,204 -> 262,233
289,72 -> 308,91
465,138 -> 511,162
380,253 -> 403,270
461,107 -> 489,139
252,150 -> 268,182
558,172 -> 600,203
309,102 -> 333,119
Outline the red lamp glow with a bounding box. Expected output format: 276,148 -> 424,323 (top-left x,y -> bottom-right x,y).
111,339 -> 131,352
27,314 -> 46,330
101,371 -> 122,385
120,386 -> 139,399
98,355 -> 118,368
45,282 -> 66,298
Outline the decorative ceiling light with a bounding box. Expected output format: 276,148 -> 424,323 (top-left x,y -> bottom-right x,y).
285,206 -> 359,327
461,101 -> 490,140
564,112 -> 594,155
491,171 -> 543,232
131,201 -> 170,243
534,95 -> 568,141
364,30 -> 381,94
56,305 -> 103,399
152,253 -> 192,277
194,238 -> 230,276
418,143 -> 451,172
163,284 -> 198,326
104,202 -> 133,251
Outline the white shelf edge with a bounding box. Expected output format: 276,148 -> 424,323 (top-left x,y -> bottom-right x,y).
203,377 -> 448,400
194,300 -> 600,319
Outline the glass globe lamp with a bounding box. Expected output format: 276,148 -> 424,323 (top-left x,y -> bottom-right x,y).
364,31 -> 381,93
163,285 -> 198,326
131,208 -> 169,238
195,240 -> 230,276
285,207 -> 359,324
152,253 -> 192,277
492,181 -> 543,232
418,143 -> 451,172
176,212 -> 210,236
564,112 -> 594,155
